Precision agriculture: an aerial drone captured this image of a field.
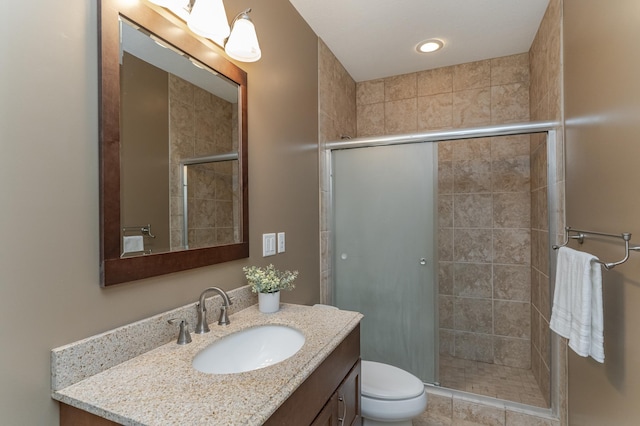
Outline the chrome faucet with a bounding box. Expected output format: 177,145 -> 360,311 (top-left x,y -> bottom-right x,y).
195,287 -> 233,333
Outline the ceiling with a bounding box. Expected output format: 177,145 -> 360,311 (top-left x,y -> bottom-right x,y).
288,0 -> 550,82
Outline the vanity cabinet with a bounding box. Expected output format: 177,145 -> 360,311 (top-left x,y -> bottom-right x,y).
335,357 -> 361,426
309,360 -> 361,426
60,403 -> 119,426
265,325 -> 361,426
311,393 -> 339,426
312,359 -> 361,426
265,325 -> 361,425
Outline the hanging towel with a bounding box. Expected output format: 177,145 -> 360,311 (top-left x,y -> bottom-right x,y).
550,246 -> 604,363
123,235 -> 144,254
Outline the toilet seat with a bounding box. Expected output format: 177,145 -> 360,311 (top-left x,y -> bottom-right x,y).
361,393 -> 427,423
361,361 -> 425,400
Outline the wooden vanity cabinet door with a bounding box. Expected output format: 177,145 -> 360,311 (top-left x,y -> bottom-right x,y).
310,393 -> 339,426
60,403 -> 120,425
265,325 -> 360,426
337,359 -> 361,426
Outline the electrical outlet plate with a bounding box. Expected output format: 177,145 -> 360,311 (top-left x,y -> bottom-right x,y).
263,233 -> 276,256
277,232 -> 285,253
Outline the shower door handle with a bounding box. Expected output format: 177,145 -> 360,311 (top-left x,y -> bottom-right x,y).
420,258 -> 427,265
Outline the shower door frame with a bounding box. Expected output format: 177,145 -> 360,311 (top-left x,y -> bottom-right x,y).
323,120 -> 563,417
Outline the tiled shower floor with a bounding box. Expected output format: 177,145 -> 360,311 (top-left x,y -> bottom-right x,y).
438,354 -> 548,408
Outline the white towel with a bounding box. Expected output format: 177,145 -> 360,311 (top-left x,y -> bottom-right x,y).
123,235 -> 144,254
550,246 -> 604,363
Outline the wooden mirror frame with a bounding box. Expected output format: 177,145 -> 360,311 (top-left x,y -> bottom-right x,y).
99,0 -> 249,286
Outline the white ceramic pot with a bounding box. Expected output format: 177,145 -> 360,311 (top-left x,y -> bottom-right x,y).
258,291 -> 280,313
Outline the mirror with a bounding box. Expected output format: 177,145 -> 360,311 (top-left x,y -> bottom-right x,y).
100,0 -> 249,286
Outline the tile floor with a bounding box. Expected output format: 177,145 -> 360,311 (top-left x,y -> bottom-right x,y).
438,354 -> 548,408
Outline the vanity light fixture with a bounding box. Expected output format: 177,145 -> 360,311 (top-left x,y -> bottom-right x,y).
225,9 -> 261,62
146,0 -> 261,62
187,0 -> 231,43
416,39 -> 444,53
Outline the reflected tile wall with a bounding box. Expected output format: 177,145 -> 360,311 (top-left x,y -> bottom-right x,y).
168,75 -> 237,249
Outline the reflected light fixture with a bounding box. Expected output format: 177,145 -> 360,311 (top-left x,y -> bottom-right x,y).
147,0 -> 185,7
146,0 -> 261,62
416,39 -> 444,53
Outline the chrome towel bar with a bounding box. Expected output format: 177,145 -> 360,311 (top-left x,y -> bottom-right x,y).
122,224 -> 156,238
553,226 -> 640,270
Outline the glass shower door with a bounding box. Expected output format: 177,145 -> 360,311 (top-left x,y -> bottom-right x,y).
332,142 -> 437,383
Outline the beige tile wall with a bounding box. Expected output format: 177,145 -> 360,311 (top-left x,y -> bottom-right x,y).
438,134 -> 532,368
168,74 -> 239,250
319,0 -> 565,417
355,54 -> 534,368
529,0 -> 564,411
417,389 -> 560,426
318,39 -> 357,303
356,54 -> 530,136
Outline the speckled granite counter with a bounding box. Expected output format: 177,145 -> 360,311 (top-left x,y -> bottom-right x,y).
51,302 -> 362,425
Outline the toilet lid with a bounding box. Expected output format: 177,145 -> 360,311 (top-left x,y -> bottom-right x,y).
361,361 -> 425,400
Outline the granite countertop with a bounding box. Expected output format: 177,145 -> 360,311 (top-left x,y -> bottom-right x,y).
52,303 -> 362,425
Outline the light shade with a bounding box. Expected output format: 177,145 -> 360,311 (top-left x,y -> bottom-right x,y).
225,10 -> 261,62
147,0 -> 181,7
187,0 -> 231,44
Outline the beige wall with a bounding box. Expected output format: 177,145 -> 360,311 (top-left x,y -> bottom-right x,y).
121,52 -> 171,253
564,0 -> 640,424
0,1 -> 318,424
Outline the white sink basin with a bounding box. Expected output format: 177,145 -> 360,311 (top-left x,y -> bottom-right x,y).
192,325 -> 305,374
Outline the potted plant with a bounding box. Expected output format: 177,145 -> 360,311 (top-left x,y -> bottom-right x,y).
243,264 -> 298,313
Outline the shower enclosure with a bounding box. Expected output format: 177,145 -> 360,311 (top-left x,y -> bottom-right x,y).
333,142 -> 437,382
328,122 -> 559,410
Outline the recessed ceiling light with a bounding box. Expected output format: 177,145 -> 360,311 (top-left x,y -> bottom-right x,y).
416,39 -> 444,53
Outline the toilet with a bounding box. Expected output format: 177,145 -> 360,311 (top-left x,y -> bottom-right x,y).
312,305 -> 427,425
361,360 -> 428,426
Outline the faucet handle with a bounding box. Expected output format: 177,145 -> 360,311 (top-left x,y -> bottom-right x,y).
218,305 -> 230,325
168,318 -> 192,345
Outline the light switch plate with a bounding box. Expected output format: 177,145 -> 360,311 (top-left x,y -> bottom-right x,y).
263,233 -> 276,257
277,232 -> 285,253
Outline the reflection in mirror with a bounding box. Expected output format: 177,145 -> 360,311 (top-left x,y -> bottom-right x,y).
99,0 -> 248,285
120,19 -> 241,257
181,156 -> 240,250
